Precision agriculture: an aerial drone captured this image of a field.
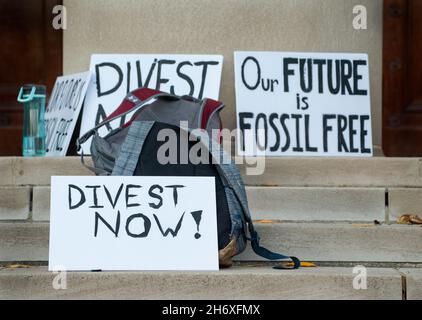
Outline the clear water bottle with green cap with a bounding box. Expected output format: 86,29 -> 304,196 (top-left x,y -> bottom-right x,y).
17,85 -> 46,157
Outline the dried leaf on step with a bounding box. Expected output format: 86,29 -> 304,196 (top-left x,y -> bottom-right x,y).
5,264 -> 31,269
262,184 -> 279,187
255,220 -> 279,224
397,214 -> 422,225
407,215 -> 422,224
286,261 -> 317,268
397,215 -> 411,225
352,224 -> 375,228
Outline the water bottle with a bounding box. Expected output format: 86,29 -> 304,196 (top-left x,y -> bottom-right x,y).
17,85 -> 46,157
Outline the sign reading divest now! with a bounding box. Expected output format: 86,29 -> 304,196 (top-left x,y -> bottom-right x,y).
234,52 -> 373,157
79,54 -> 223,153
45,72 -> 91,156
49,176 -> 218,271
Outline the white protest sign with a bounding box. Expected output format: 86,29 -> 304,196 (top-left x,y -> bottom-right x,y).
45,72 -> 91,156
80,54 -> 224,153
234,52 -> 373,157
49,176 -> 218,271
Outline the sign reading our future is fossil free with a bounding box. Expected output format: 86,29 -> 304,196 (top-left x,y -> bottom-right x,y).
234,52 -> 373,157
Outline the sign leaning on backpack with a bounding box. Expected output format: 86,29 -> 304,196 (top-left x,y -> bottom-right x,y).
79,54 -> 224,153
49,176 -> 219,271
234,51 -> 372,157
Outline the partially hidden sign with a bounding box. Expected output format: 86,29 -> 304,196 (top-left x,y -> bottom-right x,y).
80,54 -> 224,153
49,176 -> 218,271
234,52 -> 373,157
45,72 -> 91,156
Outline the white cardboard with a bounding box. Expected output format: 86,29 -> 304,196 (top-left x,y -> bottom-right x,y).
49,176 -> 218,271
234,51 -> 373,157
45,72 -> 91,156
80,54 -> 224,153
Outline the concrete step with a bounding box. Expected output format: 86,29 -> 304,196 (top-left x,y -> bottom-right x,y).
247,187 -> 386,222
1,222 -> 421,263
236,222 -> 422,263
0,187 -> 30,220
2,157 -> 422,187
237,157 -> 422,187
2,156 -> 422,222
0,266 -> 406,300
400,269 -> 422,300
0,157 -> 93,186
8,184 -> 422,223
20,186 -> 388,222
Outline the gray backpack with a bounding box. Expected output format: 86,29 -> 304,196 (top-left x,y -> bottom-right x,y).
77,87 -> 300,268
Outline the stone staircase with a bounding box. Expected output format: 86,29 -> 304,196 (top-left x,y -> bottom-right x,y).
0,157 -> 421,299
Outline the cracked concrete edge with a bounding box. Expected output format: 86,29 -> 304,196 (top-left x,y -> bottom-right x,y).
398,268 -> 422,300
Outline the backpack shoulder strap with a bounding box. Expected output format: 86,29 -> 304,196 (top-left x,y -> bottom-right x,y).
207,138 -> 301,269
111,120 -> 155,176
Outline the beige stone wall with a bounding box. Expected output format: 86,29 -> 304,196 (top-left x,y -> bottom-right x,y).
63,0 -> 383,146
